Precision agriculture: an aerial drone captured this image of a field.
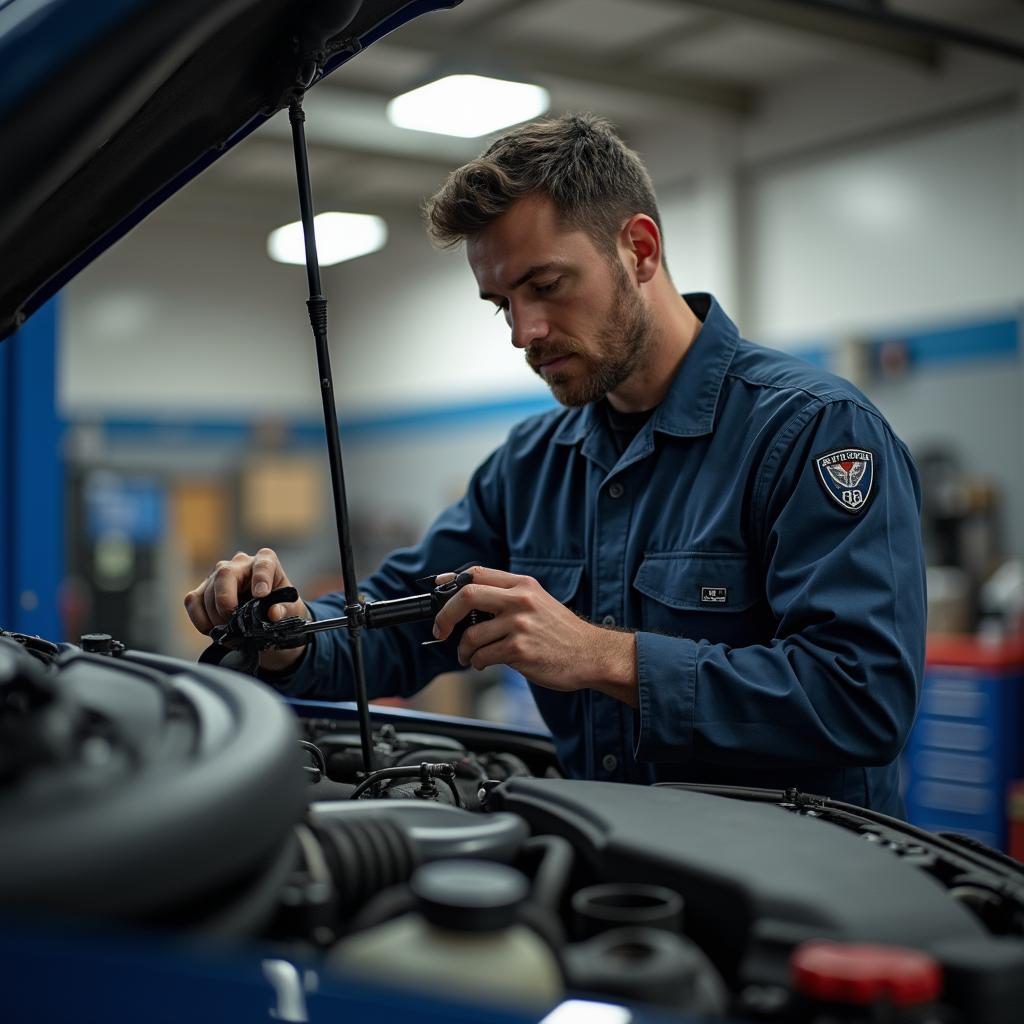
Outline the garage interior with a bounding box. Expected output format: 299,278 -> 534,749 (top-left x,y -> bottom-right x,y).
3,0 -> 1024,842
6,2 -> 1024,1020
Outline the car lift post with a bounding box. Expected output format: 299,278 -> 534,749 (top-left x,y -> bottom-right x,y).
0,298 -> 63,638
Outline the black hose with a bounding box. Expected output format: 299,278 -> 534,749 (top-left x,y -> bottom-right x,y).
523,834 -> 575,913
438,773 -> 463,809
349,765 -> 422,800
308,801 -> 530,865
350,762 -> 460,803
310,816 -> 419,916
394,749 -> 487,780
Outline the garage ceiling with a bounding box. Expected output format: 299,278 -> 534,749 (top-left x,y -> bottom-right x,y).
199,0 -> 1022,212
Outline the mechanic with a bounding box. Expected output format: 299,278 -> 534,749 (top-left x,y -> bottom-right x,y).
185,113 -> 926,817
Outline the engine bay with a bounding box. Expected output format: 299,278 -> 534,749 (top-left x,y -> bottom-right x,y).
4,629 -> 1024,1022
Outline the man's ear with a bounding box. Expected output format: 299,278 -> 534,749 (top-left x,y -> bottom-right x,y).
620,214 -> 661,284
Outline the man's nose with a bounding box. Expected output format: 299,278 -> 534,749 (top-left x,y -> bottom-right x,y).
509,306 -> 548,349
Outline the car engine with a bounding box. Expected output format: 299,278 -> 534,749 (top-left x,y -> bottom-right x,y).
3,628 -> 1024,1023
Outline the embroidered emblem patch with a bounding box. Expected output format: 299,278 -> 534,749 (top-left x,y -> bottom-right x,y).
815,448 -> 875,514
701,587 -> 727,604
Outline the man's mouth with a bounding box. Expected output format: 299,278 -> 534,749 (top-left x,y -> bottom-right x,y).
534,354 -> 574,375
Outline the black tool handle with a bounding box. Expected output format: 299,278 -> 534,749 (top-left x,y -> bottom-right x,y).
207,586 -> 306,649
204,572 -> 492,660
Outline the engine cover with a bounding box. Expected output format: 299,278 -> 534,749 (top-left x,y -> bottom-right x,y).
490,777 -> 990,982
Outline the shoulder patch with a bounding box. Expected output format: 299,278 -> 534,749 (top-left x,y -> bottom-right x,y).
815,448 -> 875,514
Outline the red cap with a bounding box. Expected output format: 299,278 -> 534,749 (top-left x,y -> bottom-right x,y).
792,941 -> 942,1007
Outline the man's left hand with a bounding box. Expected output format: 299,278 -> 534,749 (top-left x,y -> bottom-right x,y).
432,566 -> 637,705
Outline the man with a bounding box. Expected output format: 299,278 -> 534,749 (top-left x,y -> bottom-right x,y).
185,114 -> 925,816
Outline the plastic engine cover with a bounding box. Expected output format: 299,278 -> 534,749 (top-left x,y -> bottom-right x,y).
490,778 -> 989,983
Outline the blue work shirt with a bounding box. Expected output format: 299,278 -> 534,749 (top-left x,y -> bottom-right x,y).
279,294 -> 926,817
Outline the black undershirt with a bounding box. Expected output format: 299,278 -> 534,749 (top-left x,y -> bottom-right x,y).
602,401 -> 655,456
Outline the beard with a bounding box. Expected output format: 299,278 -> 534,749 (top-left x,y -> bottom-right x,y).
525,261 -> 654,408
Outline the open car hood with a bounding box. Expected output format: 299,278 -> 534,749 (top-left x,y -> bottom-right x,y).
0,0 -> 459,341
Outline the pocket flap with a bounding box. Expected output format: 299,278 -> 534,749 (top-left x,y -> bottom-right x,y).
509,558 -> 585,605
634,553 -> 759,611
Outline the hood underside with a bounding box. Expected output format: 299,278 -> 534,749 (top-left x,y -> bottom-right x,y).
0,0 -> 459,341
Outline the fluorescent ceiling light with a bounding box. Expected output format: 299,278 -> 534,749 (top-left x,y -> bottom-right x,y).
267,212 -> 388,266
387,74 -> 550,138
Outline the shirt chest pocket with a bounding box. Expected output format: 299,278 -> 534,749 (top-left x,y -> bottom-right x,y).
633,552 -> 762,645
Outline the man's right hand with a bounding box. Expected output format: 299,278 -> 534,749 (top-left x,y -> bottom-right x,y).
184,548 -> 310,673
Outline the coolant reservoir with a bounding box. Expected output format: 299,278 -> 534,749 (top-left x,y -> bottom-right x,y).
327,859 -> 563,1009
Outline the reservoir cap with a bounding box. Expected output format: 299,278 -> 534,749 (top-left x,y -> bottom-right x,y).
412,859 -> 528,933
792,941 -> 942,1007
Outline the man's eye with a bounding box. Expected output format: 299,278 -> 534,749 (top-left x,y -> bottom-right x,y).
492,303 -> 507,316
534,279 -> 560,295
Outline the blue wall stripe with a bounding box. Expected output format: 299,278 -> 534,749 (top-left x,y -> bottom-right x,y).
340,393 -> 558,437
87,314 -> 1015,445
901,317 -> 1017,364
95,393 -> 559,445
790,314 -> 1018,370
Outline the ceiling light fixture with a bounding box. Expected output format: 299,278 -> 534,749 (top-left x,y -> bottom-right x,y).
386,74 -> 550,138
267,212 -> 388,266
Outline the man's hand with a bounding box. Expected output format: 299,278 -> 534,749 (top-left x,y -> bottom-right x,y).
432,566 -> 637,706
183,548 -> 310,673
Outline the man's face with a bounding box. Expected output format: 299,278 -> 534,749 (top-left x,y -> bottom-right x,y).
467,195 -> 653,407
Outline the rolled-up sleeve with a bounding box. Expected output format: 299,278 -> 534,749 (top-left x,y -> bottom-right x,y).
635,398 -> 926,769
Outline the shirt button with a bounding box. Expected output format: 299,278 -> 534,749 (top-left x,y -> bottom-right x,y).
601,614 -> 616,626
602,754 -> 618,772
608,482 -> 624,499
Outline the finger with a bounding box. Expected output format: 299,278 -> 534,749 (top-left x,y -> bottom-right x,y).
268,599 -> 308,622
456,617 -> 508,667
184,585 -> 214,634
251,547 -> 284,598
438,566 -> 526,637
433,583 -> 512,640
467,636 -> 512,672
201,565 -> 232,626
459,566 -> 522,589
210,561 -> 245,619
434,571 -> 457,586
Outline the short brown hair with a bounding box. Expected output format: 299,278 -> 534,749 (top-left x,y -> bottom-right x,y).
424,112 -> 664,263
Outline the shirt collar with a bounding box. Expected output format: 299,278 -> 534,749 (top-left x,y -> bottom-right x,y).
552,292 -> 740,445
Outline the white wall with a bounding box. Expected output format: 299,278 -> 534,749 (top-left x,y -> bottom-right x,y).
61,192 -> 321,417
327,220 -> 548,417
60,28 -> 1024,558
61,191 -> 550,421
744,107 -> 1022,343
64,66 -> 1021,415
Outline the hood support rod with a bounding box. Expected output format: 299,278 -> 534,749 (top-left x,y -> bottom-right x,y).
288,90 -> 374,774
